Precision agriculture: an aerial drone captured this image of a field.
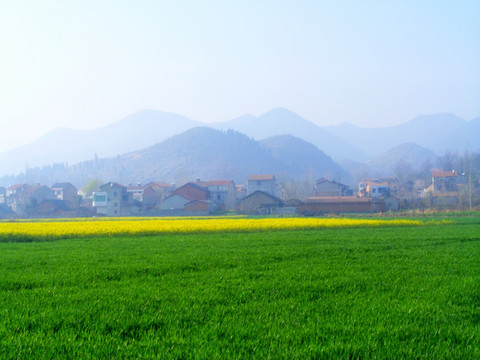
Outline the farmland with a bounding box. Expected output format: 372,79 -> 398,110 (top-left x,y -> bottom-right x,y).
1,216 -> 479,359
0,217 -> 433,242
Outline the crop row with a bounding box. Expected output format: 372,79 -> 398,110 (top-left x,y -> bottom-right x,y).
0,217 -> 445,242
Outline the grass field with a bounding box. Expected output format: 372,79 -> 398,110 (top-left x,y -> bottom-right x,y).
0,216 -> 479,358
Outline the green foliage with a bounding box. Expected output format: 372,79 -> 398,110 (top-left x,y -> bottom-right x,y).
82,178 -> 103,195
0,217 -> 479,358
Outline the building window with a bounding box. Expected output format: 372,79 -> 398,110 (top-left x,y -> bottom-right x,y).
93,195 -> 106,202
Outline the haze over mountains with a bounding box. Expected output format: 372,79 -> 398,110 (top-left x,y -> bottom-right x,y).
0,108 -> 478,186
0,128 -> 346,187
211,108 -> 368,161
338,143 -> 440,182
326,113 -> 480,156
0,110 -> 201,176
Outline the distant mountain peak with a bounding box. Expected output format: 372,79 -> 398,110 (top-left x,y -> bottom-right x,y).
407,113 -> 467,126
365,142 -> 438,176
262,107 -> 304,119
267,106 -> 297,113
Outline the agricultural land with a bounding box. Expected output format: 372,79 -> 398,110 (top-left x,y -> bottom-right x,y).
1,215 -> 479,359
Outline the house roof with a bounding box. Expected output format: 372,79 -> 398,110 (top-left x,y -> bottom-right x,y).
195,180 -> 234,187
184,200 -> 209,211
248,174 -> 275,181
360,177 -> 397,184
359,178 -> 376,184
8,183 -> 28,190
432,192 -> 459,197
241,190 -> 282,203
174,182 -> 209,201
35,199 -> 70,211
51,183 -> 77,190
368,182 -> 389,187
432,171 -> 457,178
100,182 -> 126,189
316,177 -> 328,184
316,178 -> 348,187
34,185 -> 52,190
163,192 -> 195,202
144,181 -> 174,189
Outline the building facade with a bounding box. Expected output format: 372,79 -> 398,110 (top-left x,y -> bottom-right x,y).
247,174 -> 279,197
93,182 -> 132,216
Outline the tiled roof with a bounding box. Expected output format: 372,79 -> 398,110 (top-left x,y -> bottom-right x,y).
8,183 -> 28,190
163,193 -> 195,202
432,171 -> 457,178
174,183 -> 209,201
248,174 -> 275,181
184,200 -> 209,211
306,196 -> 371,203
100,182 -> 126,189
316,178 -> 348,187
242,190 -> 282,202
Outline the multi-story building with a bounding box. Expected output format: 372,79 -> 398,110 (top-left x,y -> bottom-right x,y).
432,171 -> 457,193
314,178 -> 351,197
247,174 -> 279,197
51,183 -> 78,205
93,182 -> 134,216
194,180 -> 237,210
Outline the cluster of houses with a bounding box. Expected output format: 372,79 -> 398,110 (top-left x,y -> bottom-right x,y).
0,170 -> 477,219
91,175 -> 287,217
299,170 -> 477,215
0,182 -> 92,219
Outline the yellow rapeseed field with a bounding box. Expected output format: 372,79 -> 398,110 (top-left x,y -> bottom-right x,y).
0,217 -> 444,241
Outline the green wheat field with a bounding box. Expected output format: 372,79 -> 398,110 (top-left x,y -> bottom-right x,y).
1,215 -> 479,359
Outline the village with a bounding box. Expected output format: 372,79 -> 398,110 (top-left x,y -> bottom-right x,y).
0,169 -> 477,219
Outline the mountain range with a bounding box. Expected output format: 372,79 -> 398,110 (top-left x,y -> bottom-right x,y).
338,143 -> 439,181
210,108 -> 368,161
0,107 -> 478,184
0,110 -> 201,176
0,128 -> 347,187
326,113 -> 480,156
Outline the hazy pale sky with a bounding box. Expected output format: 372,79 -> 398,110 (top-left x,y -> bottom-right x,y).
0,0 -> 479,153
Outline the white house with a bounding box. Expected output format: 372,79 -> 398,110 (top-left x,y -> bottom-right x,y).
247,174 -> 280,197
